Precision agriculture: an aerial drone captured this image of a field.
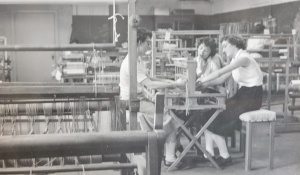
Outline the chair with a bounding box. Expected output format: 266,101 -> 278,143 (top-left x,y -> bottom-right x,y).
239,109 -> 276,171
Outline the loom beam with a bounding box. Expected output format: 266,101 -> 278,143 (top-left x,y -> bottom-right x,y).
0,101 -> 111,115
0,163 -> 137,174
0,130 -> 165,159
1,154 -> 121,167
0,83 -> 119,98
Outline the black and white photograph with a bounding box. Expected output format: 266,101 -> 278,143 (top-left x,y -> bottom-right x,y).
0,0 -> 300,174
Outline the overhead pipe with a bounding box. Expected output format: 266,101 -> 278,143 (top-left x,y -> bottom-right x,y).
0,43 -> 116,52
0,0 -> 128,5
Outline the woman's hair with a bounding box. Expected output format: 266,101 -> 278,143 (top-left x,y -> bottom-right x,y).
197,37 -> 218,57
221,34 -> 246,50
254,24 -> 265,34
137,27 -> 152,44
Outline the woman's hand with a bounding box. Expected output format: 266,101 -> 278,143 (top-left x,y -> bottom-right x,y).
196,78 -> 208,90
167,78 -> 186,89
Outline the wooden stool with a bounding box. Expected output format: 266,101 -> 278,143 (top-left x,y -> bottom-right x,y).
239,109 -> 276,171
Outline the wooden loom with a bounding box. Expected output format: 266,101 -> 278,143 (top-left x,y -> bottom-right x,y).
0,82 -> 165,175
142,58 -> 227,171
0,1 -> 165,175
164,59 -> 226,171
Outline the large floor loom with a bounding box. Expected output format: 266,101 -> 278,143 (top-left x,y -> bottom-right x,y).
0,82 -> 165,175
0,0 -> 166,175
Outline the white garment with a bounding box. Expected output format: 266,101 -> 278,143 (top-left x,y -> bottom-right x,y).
195,54 -> 223,78
119,55 -> 148,100
231,50 -> 263,87
246,37 -> 266,50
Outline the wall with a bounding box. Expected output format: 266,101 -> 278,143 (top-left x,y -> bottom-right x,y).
0,5 -> 72,45
0,5 -> 73,81
212,0 -> 299,14
201,1 -> 300,34
117,0 -> 213,15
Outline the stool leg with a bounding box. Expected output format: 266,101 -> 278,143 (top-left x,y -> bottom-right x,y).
269,121 -> 275,170
245,122 -> 252,171
240,123 -> 246,154
231,131 -> 236,148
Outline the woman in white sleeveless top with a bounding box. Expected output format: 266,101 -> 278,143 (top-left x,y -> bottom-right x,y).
197,34 -> 263,168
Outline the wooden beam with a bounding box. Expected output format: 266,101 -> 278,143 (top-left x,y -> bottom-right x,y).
128,0 -> 138,130
0,131 -> 149,159
0,0 -> 128,5
0,43 -> 116,51
0,163 -> 137,174
0,84 -> 119,98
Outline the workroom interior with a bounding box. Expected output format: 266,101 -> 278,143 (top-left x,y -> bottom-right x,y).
0,0 -> 300,175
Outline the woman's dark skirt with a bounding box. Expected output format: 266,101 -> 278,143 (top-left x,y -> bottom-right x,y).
203,85 -> 263,137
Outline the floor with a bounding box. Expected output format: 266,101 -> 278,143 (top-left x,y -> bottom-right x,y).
86,124 -> 300,175
59,92 -> 300,175
159,92 -> 300,175
161,124 -> 300,175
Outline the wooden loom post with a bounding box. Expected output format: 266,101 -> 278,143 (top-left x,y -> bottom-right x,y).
128,0 -> 138,130
187,60 -> 197,105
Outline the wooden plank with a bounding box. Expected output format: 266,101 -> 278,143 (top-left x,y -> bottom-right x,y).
0,163 -> 137,174
128,0 -> 138,130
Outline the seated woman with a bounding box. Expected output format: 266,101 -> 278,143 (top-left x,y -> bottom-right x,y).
174,37 -> 224,117
172,37 -> 224,158
197,34 -> 263,168
196,37 -> 224,83
119,28 -> 185,167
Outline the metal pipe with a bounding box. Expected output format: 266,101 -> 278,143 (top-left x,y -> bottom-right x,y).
0,43 -> 116,52
0,163 -> 136,174
0,0 -> 128,5
0,131 -> 149,159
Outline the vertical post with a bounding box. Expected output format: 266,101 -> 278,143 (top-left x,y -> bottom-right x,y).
151,31 -> 157,78
293,30 -> 298,61
153,93 -> 165,175
187,60 -> 197,105
269,121 -> 275,170
284,47 -> 290,120
267,46 -> 272,110
245,122 -> 252,171
128,0 -> 138,130
154,93 -> 165,130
